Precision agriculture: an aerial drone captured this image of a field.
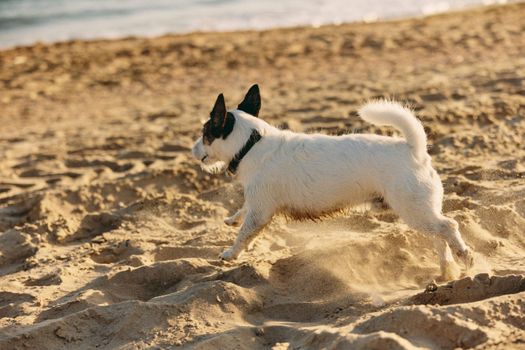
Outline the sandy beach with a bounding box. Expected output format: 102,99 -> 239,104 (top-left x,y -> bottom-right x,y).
1,2 -> 524,349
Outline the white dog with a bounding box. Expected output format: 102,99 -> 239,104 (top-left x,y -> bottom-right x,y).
192,85 -> 473,272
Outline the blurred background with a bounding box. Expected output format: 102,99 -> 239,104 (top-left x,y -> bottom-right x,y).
0,0 -> 510,48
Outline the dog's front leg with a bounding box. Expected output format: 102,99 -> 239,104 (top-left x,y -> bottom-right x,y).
220,210 -> 272,261
224,206 -> 246,227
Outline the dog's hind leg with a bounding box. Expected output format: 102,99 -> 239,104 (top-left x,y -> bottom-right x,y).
401,211 -> 473,269
224,206 -> 246,227
433,216 -> 474,268
387,191 -> 473,270
433,237 -> 461,280
219,209 -> 273,261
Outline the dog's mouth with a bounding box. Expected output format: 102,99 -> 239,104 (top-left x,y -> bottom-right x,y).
201,155 -> 208,162
200,159 -> 226,174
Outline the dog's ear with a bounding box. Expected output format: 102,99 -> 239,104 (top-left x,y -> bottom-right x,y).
210,93 -> 227,137
210,93 -> 235,139
238,84 -> 261,117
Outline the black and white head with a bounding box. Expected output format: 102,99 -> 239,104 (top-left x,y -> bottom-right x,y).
191,84 -> 262,174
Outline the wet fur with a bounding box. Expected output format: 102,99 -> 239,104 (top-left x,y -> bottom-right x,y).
280,206 -> 346,222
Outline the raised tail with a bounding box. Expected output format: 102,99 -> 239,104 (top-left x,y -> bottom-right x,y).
358,101 -> 428,161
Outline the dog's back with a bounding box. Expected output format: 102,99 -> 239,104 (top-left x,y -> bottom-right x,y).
237,108 -> 433,218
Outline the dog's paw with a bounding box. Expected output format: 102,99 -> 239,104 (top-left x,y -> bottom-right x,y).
224,216 -> 240,227
439,259 -> 461,281
456,248 -> 474,269
219,248 -> 238,261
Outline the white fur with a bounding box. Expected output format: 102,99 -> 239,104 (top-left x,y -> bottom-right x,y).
192,100 -> 473,272
358,101 -> 427,162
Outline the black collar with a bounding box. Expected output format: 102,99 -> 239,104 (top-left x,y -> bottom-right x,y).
227,129 -> 262,175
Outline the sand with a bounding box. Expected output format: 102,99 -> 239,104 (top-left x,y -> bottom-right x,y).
0,3 -> 524,349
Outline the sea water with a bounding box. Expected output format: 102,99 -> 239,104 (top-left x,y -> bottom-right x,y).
0,0 -> 510,48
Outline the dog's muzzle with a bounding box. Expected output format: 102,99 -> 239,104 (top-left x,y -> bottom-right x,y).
192,137 -> 207,162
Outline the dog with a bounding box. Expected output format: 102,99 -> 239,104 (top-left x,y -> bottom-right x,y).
192,84 -> 473,272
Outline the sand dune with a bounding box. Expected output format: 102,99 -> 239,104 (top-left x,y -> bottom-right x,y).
1,3 -> 524,349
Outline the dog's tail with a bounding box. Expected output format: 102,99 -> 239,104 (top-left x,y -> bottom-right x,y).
358,101 -> 427,161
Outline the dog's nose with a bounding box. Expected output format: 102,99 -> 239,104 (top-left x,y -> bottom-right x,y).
201,155 -> 208,162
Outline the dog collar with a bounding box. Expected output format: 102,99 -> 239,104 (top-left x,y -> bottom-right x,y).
227,129 -> 262,175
